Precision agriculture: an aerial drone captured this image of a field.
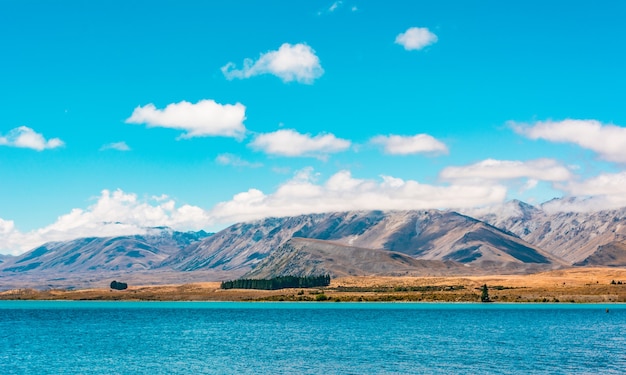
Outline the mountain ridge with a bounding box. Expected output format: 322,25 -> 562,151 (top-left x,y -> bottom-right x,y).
3,199 -> 626,288
161,209 -> 564,278
464,200 -> 626,264
0,228 -> 211,275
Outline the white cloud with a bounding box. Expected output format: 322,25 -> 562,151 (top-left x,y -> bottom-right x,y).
221,43 -> 324,84
216,153 -> 262,168
537,171 -> 626,213
565,171 -> 626,197
100,141 -> 130,151
329,1 -> 342,12
0,190 -> 211,255
317,1 -> 357,15
0,219 -> 23,256
208,168 -> 507,224
0,169 -> 511,255
521,179 -> 539,192
371,134 -> 448,155
541,195 -> 626,214
395,27 -> 438,51
249,129 -> 351,157
0,126 -> 64,151
125,99 -> 246,139
513,119 -> 626,163
440,159 -> 573,183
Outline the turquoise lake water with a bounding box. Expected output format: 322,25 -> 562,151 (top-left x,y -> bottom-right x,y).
1,301 -> 625,374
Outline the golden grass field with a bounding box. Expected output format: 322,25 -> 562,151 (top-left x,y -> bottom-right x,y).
2,267 -> 626,303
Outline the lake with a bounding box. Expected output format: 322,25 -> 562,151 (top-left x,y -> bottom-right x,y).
1,301 -> 625,374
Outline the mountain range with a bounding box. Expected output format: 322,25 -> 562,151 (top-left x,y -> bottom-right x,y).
463,200 -> 626,265
2,199 -> 626,289
164,209 -> 562,277
2,228 -> 210,274
0,228 -> 213,289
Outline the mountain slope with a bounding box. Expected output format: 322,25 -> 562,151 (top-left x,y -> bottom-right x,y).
245,237 -> 469,278
164,210 -> 562,274
466,200 -> 626,264
330,210 -> 559,269
162,215 -> 323,272
574,241 -> 626,267
0,229 -> 210,275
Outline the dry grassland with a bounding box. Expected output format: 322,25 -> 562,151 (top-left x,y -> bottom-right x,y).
2,267 -> 626,303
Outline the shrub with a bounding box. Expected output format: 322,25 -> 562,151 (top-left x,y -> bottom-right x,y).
315,293 -> 329,301
110,280 -> 128,290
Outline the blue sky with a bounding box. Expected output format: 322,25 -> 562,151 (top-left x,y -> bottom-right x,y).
1,1 -> 626,254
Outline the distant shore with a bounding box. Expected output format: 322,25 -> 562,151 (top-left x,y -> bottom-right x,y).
2,267 -> 626,303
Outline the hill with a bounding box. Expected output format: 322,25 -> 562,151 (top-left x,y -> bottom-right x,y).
244,237 -> 470,279
163,210 -> 563,276
574,241 -> 626,267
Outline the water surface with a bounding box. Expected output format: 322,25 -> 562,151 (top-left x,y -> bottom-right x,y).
1,301 -> 624,374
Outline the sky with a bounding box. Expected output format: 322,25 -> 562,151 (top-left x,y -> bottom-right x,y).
1,1 -> 626,255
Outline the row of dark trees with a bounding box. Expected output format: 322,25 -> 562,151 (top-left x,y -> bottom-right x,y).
221,275 -> 331,290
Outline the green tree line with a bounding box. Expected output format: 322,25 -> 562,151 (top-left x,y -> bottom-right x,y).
221,275 -> 331,290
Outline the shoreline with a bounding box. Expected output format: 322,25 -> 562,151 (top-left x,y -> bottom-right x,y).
2,267 -> 626,303
1,300 -> 625,306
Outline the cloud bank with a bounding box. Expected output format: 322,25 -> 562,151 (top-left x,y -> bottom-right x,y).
0,169 -> 509,255
5,153 -> 626,255
0,126 -> 64,151
395,27 -> 438,50
0,190 -> 210,255
540,171 -> 626,213
208,168 -> 507,224
222,43 -> 324,84
126,99 -> 247,139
